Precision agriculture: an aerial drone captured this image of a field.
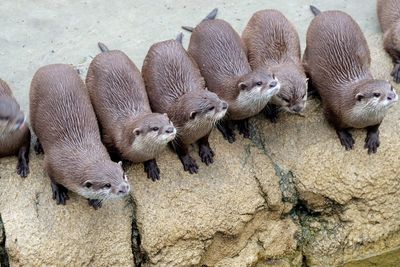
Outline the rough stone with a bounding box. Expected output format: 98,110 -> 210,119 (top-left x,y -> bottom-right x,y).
0,0 -> 399,267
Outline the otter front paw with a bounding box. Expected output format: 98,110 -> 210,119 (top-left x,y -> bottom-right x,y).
336,129 -> 354,150
237,119 -> 250,138
51,181 -> 69,205
391,63 -> 400,83
263,104 -> 279,123
17,161 -> 29,178
144,159 -> 160,181
364,132 -> 380,154
180,154 -> 199,174
88,199 -> 102,210
217,122 -> 236,143
34,138 -> 44,154
199,145 -> 215,165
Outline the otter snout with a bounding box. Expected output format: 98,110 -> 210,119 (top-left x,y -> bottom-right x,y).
387,91 -> 398,101
267,79 -> 281,97
222,101 -> 228,110
118,183 -> 130,196
15,114 -> 26,130
165,126 -> 175,134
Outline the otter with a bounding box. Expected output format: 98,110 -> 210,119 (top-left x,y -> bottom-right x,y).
242,9 -> 308,122
304,6 -> 398,154
183,9 -> 280,143
30,64 -> 130,209
0,79 -> 30,177
142,33 -> 228,174
377,0 -> 400,83
86,43 -> 176,181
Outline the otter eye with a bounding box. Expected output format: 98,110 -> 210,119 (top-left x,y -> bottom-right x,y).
103,183 -> 111,189
256,81 -> 263,86
208,106 -> 215,111
282,97 -> 290,103
373,93 -> 381,97
152,127 -> 159,131
85,182 -> 93,188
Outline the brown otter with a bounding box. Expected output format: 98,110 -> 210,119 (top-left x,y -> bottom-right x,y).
30,64 -> 130,209
304,6 -> 398,154
377,0 -> 400,83
0,79 -> 30,177
242,9 -> 308,122
183,9 -> 280,143
86,43 -> 176,181
142,33 -> 228,174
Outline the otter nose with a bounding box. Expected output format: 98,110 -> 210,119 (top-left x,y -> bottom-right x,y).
291,105 -> 303,113
269,81 -> 278,88
118,183 -> 130,195
388,92 -> 397,101
165,127 -> 175,134
222,101 -> 228,110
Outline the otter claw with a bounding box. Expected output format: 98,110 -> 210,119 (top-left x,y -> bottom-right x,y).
263,104 -> 279,123
88,199 -> 102,210
180,154 -> 198,174
391,63 -> 400,83
336,129 -> 354,150
144,159 -> 160,181
199,145 -> 215,166
364,133 -> 380,154
34,138 -> 44,154
237,119 -> 251,138
51,181 -> 69,205
17,162 -> 29,178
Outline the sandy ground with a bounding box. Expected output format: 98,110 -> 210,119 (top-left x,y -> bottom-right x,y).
0,0 -> 379,115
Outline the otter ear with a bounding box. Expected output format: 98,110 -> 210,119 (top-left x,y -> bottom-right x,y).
83,180 -> 93,189
133,128 -> 141,136
238,82 -> 248,90
190,111 -> 197,120
355,93 -> 364,101
305,78 -> 309,84
205,87 -> 209,91
118,161 -> 123,167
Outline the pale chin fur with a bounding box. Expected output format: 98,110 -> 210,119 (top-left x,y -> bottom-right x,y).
349,94 -> 398,127
131,131 -> 173,155
160,129 -> 177,143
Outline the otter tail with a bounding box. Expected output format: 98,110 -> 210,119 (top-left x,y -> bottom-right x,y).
98,42 -> 110,52
182,8 -> 218,32
176,32 -> 184,44
310,5 -> 321,16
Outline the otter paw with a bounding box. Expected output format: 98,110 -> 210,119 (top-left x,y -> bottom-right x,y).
51,182 -> 69,205
199,145 -> 215,166
217,123 -> 236,143
391,63 -> 400,83
144,160 -> 160,181
34,139 -> 44,155
180,154 -> 198,174
16,161 -> 29,178
263,105 -> 279,123
336,129 -> 354,150
364,134 -> 380,154
88,199 -> 102,210
237,119 -> 250,138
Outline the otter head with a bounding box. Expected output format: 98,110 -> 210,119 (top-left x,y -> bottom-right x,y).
0,96 -> 26,137
236,68 -> 280,108
129,113 -> 176,149
271,66 -> 308,114
353,80 -> 398,115
173,89 -> 228,128
80,161 -> 130,201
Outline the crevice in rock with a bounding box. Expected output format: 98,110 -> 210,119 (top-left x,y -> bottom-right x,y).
128,195 -> 148,267
0,214 -> 10,267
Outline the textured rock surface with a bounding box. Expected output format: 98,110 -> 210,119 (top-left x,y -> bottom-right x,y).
1,0 -> 400,266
